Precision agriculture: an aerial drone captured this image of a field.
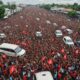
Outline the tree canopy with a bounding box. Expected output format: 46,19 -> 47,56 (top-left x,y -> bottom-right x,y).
0,0 -> 3,5
0,6 -> 5,19
68,11 -> 77,18
40,3 -> 80,11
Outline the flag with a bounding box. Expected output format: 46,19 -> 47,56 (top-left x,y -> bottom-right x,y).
22,31 -> 27,35
51,51 -> 55,55
16,40 -> 20,44
10,65 -> 16,75
2,54 -> 7,59
21,42 -> 26,46
75,50 -> 79,55
48,59 -> 53,65
61,48 -> 65,53
41,56 -> 46,61
63,54 -> 67,60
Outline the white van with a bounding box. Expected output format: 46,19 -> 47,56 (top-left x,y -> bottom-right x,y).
0,43 -> 26,57
33,71 -> 54,80
63,36 -> 74,46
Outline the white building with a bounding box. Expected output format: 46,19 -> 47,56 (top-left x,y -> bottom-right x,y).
51,6 -> 65,12
5,8 -> 11,16
16,6 -> 22,12
51,6 -> 73,14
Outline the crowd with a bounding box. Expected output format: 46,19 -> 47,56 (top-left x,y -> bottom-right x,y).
0,7 -> 80,80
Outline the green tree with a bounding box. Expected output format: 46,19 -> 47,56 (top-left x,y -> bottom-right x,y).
40,4 -> 51,10
11,4 -> 16,11
68,11 -> 77,18
0,0 -> 3,5
6,3 -> 16,13
0,6 -> 5,19
72,3 -> 78,10
10,3 -> 16,13
77,5 -> 80,11
51,3 -> 55,7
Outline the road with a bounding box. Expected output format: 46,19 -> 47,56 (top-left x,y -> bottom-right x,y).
0,7 -> 79,57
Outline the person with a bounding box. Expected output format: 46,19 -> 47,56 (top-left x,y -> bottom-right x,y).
27,71 -> 31,80
53,70 -> 58,80
76,74 -> 80,80
9,76 -> 14,80
23,74 -> 27,80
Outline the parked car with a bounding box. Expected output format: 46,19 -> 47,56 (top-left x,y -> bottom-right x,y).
66,29 -> 73,34
75,40 -> 80,47
33,71 -> 54,80
63,36 -> 74,46
0,43 -> 26,57
0,33 -> 6,39
55,30 -> 63,37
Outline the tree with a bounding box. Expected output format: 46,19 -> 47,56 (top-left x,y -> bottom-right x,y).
51,3 -> 55,7
10,3 -> 16,11
77,5 -> 80,11
0,6 -> 5,19
0,0 -> 3,5
68,11 -> 77,18
72,3 -> 78,10
6,3 -> 16,13
40,4 -> 51,10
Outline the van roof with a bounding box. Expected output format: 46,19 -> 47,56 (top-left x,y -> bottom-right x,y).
56,30 -> 62,32
36,31 -> 41,33
0,43 -> 18,50
64,36 -> 71,40
35,71 -> 53,80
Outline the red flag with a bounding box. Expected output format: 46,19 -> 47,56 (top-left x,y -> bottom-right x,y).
41,56 -> 46,61
63,54 -> 67,60
61,48 -> 65,53
51,51 -> 55,55
2,54 -> 7,59
21,42 -> 26,46
48,59 -> 53,65
75,50 -> 79,55
10,65 -> 16,75
22,31 -> 27,35
16,40 -> 20,44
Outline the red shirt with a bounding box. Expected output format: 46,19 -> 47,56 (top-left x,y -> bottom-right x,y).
23,75 -> 27,80
58,73 -> 62,79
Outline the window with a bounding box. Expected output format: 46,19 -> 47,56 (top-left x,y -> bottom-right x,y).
64,38 -> 66,41
0,48 -> 15,53
57,32 -> 60,34
67,39 -> 72,42
15,47 -> 22,53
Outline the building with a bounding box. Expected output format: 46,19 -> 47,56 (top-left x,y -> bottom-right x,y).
51,6 -> 73,14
